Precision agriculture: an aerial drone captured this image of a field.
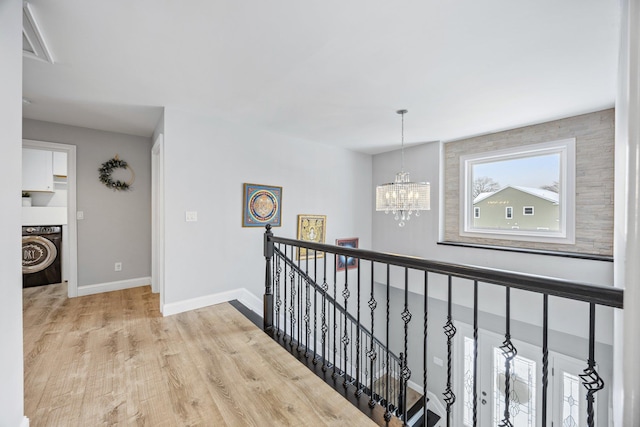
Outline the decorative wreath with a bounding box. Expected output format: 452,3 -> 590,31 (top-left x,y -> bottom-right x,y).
98,155 -> 135,191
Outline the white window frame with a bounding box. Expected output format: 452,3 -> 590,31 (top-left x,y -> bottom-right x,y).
460,138 -> 575,244
523,206 -> 535,216
505,206 -> 513,219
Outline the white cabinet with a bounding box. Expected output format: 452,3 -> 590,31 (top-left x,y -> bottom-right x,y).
53,151 -> 67,177
22,148 -> 53,192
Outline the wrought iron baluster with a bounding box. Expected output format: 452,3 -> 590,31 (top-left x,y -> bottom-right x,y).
321,254 -> 329,372
498,286 -> 517,427
282,246 -> 288,339
473,280 -> 478,427
289,246 -> 296,349
368,261 -> 377,409
542,293 -> 549,427
297,254 -> 302,352
338,310 -> 343,377
579,302 -> 604,427
384,264 -> 391,422
400,267 -> 412,421
331,262 -> 339,379
443,275 -> 457,427
398,352 -> 405,418
304,254 -> 311,358
274,248 -> 282,334
350,322 -> 354,386
355,259 -> 362,396
423,271 -> 429,423
313,255 -> 318,364
342,257 -> 350,387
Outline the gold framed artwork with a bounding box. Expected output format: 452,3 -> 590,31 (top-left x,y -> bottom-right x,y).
296,214 -> 326,259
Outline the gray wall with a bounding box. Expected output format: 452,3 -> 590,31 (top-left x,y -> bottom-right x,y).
0,0 -> 25,425
23,119 -> 153,287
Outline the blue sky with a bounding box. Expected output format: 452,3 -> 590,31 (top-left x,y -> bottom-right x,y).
473,153 -> 560,189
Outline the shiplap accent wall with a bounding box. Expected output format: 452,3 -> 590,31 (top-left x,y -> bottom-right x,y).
444,109 -> 614,256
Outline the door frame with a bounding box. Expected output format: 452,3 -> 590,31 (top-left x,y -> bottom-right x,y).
22,139 -> 78,297
151,133 -> 165,312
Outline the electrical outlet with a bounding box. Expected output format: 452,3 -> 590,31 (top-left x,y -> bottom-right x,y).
115,262 -> 122,272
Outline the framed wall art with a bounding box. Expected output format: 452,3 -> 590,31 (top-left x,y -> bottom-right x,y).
296,214 -> 326,259
336,237 -> 359,271
242,183 -> 282,227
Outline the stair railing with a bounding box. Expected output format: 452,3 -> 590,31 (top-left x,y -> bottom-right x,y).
262,225 -> 623,427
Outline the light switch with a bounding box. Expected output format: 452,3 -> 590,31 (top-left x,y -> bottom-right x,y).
77,211 -> 84,220
185,211 -> 198,222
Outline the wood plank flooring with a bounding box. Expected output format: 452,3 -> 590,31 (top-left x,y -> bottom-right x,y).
23,284 -> 385,426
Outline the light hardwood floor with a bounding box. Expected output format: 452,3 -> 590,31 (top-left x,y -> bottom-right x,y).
23,284 -> 386,426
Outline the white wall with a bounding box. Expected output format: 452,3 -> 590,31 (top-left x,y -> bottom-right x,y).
162,107 -> 372,309
0,1 -> 26,426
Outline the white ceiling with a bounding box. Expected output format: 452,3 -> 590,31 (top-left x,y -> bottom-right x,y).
22,0 -> 620,154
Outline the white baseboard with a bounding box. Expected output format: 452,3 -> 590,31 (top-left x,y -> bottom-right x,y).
20,416 -> 30,427
162,287 -> 263,317
77,276 -> 151,296
239,288 -> 263,315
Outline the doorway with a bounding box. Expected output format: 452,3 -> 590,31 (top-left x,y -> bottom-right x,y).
454,322 -> 596,427
22,139 -> 78,297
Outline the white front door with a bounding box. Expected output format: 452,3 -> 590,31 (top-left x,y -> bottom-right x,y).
456,323 -> 594,427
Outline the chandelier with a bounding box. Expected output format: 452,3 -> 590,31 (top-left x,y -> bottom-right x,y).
375,109 -> 430,227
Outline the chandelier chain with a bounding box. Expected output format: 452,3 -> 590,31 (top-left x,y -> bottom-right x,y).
400,110 -> 405,172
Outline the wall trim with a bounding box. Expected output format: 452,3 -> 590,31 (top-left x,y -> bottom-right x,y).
162,287 -> 263,317
20,416 -> 30,427
77,276 -> 151,296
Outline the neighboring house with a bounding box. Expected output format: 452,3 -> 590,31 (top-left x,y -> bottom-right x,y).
473,185 -> 559,231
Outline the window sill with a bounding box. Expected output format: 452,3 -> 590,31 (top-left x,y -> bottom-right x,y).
437,241 -> 613,262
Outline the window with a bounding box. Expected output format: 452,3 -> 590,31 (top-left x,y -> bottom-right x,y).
505,206 -> 513,219
460,139 -> 575,244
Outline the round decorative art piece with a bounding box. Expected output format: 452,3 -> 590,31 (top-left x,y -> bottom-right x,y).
249,190 -> 278,222
98,155 -> 135,191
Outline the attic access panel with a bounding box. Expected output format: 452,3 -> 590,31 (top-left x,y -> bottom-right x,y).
23,2 -> 54,64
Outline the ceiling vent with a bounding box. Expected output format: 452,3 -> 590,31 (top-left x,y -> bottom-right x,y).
23,2 -> 54,64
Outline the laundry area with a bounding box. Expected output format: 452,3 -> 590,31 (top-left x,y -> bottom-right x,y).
21,146 -> 69,288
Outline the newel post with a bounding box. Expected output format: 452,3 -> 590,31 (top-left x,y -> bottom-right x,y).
263,224 -> 274,333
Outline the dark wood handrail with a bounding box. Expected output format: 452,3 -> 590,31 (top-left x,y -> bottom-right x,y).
268,235 -> 623,309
